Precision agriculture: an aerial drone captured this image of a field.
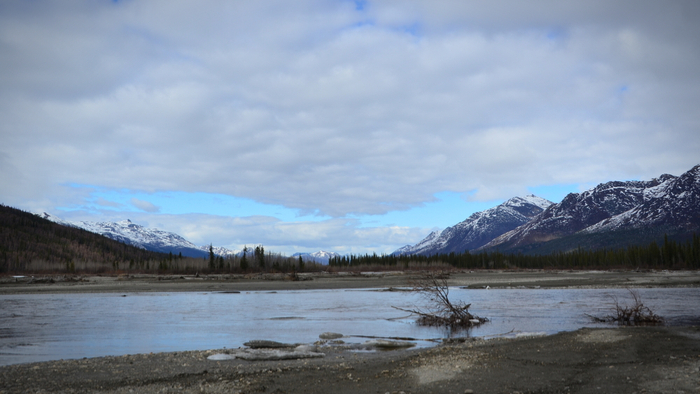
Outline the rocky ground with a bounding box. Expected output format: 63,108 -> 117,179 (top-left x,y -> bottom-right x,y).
2,327 -> 699,393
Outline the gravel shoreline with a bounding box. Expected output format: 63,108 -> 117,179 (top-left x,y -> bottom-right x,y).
2,327 -> 699,393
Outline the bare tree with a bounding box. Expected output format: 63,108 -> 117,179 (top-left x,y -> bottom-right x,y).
395,272 -> 487,328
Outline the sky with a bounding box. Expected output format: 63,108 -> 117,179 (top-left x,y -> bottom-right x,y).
1,1 -> 699,255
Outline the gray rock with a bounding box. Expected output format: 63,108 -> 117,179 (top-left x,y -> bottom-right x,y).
364,339 -> 416,349
207,354 -> 236,361
319,332 -> 344,340
243,340 -> 297,349
233,348 -> 325,361
294,344 -> 318,353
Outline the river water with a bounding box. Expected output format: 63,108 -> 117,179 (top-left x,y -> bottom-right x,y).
1,287 -> 699,366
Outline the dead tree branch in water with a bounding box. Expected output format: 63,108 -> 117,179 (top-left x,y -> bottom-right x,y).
394,272 -> 487,328
586,289 -> 663,325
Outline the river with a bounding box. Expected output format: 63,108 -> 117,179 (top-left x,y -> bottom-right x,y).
1,287 -> 699,366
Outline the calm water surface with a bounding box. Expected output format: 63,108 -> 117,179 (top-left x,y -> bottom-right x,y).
1,287 -> 699,366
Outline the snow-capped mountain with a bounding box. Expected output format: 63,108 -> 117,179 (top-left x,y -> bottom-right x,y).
480,165 -> 700,253
39,214 -> 238,258
292,250 -> 341,264
394,195 -> 553,256
393,230 -> 442,256
207,245 -> 240,257
583,165 -> 700,234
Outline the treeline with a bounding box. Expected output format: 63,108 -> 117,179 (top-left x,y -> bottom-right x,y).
329,234 -> 700,270
200,244 -> 319,274
0,204 -> 318,274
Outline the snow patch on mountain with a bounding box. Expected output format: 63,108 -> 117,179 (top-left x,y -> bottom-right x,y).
292,251 -> 341,264
481,165 -> 700,251
394,195 -> 553,255
39,214 -> 239,258
393,230 -> 442,256
583,167 -> 699,233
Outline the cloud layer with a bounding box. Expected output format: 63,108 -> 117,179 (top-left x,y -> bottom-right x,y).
1,1 -> 699,253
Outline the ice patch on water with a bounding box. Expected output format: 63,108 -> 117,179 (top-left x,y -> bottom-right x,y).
514,332 -> 548,338
207,354 -> 235,361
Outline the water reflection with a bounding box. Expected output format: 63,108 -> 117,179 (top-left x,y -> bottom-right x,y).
1,287 -> 698,366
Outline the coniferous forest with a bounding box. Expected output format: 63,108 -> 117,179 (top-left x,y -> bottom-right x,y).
329,233 -> 700,270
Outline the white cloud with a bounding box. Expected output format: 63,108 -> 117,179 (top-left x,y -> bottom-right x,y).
1,1 -> 700,252
95,197 -> 123,209
130,198 -> 160,213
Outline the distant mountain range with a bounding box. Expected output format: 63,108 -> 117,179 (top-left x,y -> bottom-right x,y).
39,164 -> 700,260
40,214 -> 239,258
396,164 -> 700,256
292,251 -> 341,264
40,213 -> 339,262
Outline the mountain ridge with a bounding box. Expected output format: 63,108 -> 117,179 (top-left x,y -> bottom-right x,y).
1,204 -> 170,271
395,164 -> 700,257
393,195 -> 553,256
479,165 -> 700,253
40,213 -> 239,258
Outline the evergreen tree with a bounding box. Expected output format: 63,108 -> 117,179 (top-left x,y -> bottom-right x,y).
209,244 -> 215,270
255,245 -> 265,269
240,246 -> 249,271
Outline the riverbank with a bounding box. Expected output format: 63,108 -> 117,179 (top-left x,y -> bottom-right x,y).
1,269 -> 699,294
2,326 -> 699,393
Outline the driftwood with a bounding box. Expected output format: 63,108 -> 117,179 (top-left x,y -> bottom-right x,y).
395,272 -> 488,328
586,289 -> 663,325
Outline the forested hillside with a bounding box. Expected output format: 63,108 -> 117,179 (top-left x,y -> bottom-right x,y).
0,204 -> 169,273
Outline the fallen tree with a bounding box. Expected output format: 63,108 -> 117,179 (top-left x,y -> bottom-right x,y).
394,272 -> 487,328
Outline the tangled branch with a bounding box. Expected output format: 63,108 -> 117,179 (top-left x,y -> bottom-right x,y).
394,272 -> 488,328
586,289 -> 663,325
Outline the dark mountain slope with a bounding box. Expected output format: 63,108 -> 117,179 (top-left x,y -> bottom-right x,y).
0,204 -> 169,273
394,195 -> 552,255
585,165 -> 700,233
481,165 -> 700,254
